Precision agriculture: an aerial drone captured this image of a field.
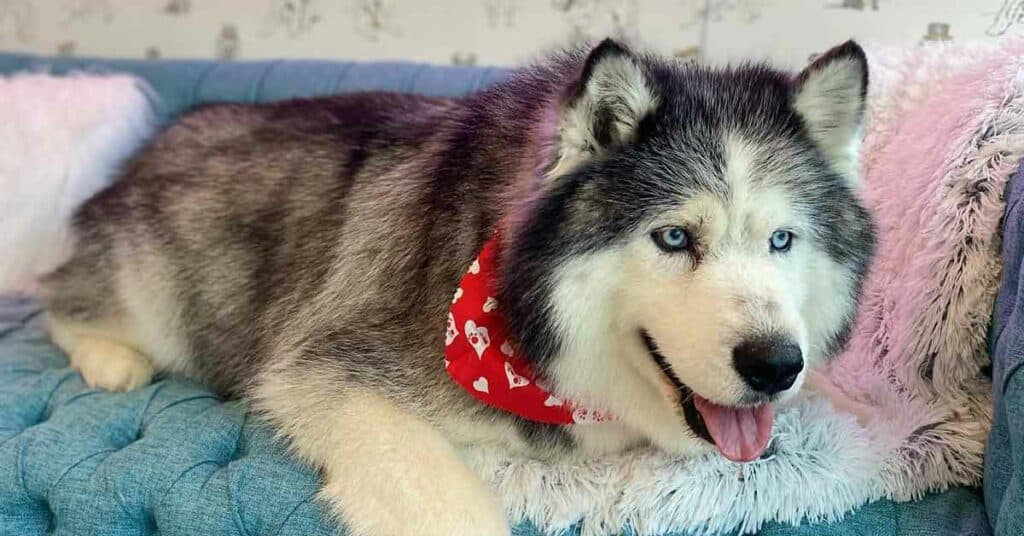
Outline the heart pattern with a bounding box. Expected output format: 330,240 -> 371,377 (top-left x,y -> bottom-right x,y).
504,361 -> 530,389
444,231 -> 611,425
445,312 -> 459,346
464,320 -> 490,358
483,296 -> 498,312
572,408 -> 602,424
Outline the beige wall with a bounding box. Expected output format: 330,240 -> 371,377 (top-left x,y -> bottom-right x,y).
0,1 -> 1020,68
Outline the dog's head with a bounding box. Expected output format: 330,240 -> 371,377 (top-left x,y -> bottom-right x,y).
502,40 -> 875,461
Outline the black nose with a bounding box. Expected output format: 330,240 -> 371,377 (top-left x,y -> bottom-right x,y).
732,337 -> 803,396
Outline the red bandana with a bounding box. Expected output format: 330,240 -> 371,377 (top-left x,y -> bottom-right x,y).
445,233 -> 610,425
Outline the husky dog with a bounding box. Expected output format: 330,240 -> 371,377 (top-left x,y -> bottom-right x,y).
41,39 -> 875,535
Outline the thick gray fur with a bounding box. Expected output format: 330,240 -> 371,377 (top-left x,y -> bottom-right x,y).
40,39 -> 875,535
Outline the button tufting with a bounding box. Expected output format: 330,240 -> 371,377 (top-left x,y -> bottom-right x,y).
232,428 -> 247,461
42,498 -> 55,527
140,508 -> 157,535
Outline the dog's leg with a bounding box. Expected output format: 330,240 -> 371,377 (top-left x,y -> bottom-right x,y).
254,364 -> 510,536
70,336 -> 154,391
48,315 -> 154,392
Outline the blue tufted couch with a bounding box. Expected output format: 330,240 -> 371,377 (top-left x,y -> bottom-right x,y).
0,52 -> 1015,536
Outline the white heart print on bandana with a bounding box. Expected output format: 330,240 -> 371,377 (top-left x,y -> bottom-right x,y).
504,361 -> 530,389
452,287 -> 463,304
500,340 -> 514,357
572,408 -> 601,423
483,297 -> 498,313
472,377 -> 489,393
544,395 -> 563,407
464,320 -> 490,358
445,312 -> 459,346
468,259 -> 480,274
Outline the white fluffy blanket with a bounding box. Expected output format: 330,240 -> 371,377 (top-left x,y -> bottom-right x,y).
0,72 -> 155,293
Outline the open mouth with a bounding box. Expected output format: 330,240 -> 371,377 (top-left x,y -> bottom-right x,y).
639,329 -> 775,462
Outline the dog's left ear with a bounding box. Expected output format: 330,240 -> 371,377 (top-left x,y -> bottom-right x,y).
793,40 -> 868,179
550,39 -> 659,178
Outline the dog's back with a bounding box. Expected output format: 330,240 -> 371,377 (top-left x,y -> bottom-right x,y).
42,91 -> 485,395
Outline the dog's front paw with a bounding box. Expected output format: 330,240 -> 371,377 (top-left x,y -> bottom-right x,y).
71,337 -> 154,392
258,384 -> 510,536
319,470 -> 510,536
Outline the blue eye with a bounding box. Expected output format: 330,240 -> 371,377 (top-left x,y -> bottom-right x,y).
652,227 -> 690,252
770,230 -> 793,253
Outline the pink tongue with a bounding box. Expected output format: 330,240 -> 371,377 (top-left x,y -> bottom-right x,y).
693,396 -> 774,462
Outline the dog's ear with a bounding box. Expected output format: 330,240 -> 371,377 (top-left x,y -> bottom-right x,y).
550,39 -> 659,178
793,40 -> 868,180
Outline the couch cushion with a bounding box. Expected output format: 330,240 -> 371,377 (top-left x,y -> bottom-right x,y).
0,51 -> 995,536
0,296 -> 992,536
985,161 -> 1024,536
0,52 -> 511,123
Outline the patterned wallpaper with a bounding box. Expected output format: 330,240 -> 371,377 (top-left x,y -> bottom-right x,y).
0,1 -> 1021,68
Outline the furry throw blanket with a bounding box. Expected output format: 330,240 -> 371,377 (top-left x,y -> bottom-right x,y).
463,37 -> 1024,536
0,73 -> 155,293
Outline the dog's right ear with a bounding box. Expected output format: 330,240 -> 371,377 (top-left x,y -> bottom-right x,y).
549,39 -> 659,178
793,40 -> 868,180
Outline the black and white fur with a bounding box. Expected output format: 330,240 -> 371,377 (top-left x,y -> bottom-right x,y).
41,39 -> 875,535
